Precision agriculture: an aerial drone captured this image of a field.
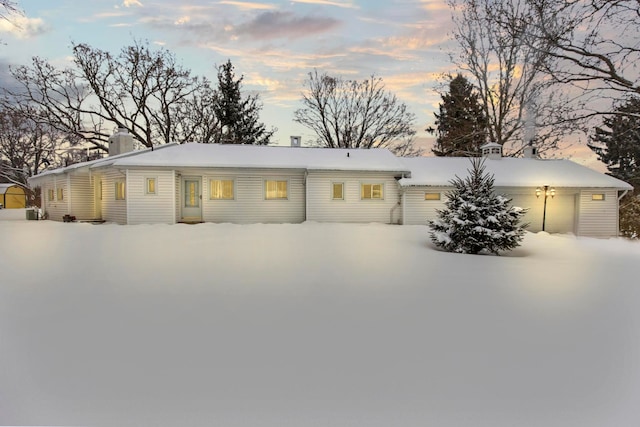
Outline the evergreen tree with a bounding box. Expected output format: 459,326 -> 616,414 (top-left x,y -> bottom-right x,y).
214,60 -> 274,145
427,74 -> 487,157
588,97 -> 640,189
589,97 -> 640,239
429,158 -> 528,254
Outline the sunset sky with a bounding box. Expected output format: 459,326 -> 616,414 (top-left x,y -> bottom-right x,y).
0,0 -> 602,169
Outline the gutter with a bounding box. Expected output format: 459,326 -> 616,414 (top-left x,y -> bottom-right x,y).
619,189 -> 629,201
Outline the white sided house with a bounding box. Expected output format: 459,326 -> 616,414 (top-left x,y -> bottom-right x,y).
28,133 -> 633,238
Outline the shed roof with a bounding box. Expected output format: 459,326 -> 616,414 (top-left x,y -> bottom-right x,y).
0,183 -> 24,194
102,142 -> 409,173
399,157 -> 633,190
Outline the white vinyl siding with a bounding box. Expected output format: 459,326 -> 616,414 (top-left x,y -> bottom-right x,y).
508,187 -> 577,234
307,171 -> 401,223
402,186 -> 578,234
127,170 -> 175,225
69,174 -> 95,220
172,168 -> 305,224
577,189 -> 619,237
101,169 -> 128,224
41,176 -> 69,222
402,186 -> 449,226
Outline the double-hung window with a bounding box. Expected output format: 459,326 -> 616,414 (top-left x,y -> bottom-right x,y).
57,188 -> 64,201
332,182 -> 344,200
265,180 -> 288,199
210,179 -> 234,200
361,183 -> 383,200
115,181 -> 126,200
146,178 -> 157,195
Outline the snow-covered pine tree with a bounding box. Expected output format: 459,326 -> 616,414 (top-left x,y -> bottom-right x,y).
428,158 -> 528,254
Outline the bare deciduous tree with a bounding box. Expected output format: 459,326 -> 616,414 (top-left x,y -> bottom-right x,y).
294,70 -> 420,155
525,0 -> 640,118
2,40 -> 217,152
0,107 -> 60,187
448,0 -> 575,156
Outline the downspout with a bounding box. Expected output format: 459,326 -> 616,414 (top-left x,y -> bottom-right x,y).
304,170 -> 308,222
389,176 -> 403,225
67,173 -> 72,217
390,200 -> 400,224
172,170 -> 176,224
617,189 -> 630,237
125,169 -> 130,225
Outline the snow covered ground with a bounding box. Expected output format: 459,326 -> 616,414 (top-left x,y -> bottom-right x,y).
1,220 -> 639,427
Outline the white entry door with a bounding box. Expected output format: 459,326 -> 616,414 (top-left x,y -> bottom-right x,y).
181,177 -> 202,221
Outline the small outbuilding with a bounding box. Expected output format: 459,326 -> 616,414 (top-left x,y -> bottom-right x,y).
0,183 -> 27,209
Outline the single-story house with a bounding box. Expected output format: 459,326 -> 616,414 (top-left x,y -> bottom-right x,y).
0,183 -> 27,209
27,131 -> 633,238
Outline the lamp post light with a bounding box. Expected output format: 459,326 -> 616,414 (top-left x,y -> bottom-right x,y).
536,185 -> 555,231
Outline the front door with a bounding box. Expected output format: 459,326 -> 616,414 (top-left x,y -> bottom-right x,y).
181,177 -> 202,221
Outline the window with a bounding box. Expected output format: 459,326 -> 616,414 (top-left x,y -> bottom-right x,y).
592,193 -> 605,201
146,177 -> 156,195
332,182 -> 344,200
57,188 -> 64,201
361,183 -> 383,200
115,181 -> 126,200
425,192 -> 441,201
48,188 -> 54,202
210,179 -> 234,200
265,180 -> 288,199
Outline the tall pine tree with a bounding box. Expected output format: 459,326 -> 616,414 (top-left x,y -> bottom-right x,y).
214,60 -> 274,145
588,97 -> 640,189
429,158 -> 528,254
427,74 -> 487,157
588,96 -> 640,238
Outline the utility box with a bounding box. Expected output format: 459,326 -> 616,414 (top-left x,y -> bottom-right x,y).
25,208 -> 37,220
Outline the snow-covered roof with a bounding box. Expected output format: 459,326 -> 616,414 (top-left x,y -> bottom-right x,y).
100,142 -> 409,173
28,143 -> 178,184
399,157 -> 633,190
0,183 -> 21,194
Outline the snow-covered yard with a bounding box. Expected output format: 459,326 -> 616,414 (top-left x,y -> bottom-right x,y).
1,220 -> 639,426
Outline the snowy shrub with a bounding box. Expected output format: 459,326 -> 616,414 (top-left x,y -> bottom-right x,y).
428,158 -> 528,254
